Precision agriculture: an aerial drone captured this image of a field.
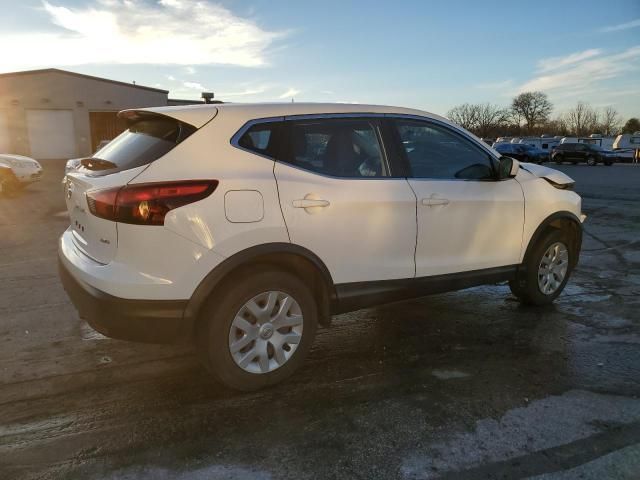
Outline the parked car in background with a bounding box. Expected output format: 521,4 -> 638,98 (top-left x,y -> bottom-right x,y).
65,139 -> 112,174
0,154 -> 43,194
580,134 -> 615,150
495,143 -> 549,164
518,137 -> 559,152
59,102 -> 585,391
551,143 -> 616,166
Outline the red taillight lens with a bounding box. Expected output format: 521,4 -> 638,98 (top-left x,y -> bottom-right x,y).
87,181 -> 218,225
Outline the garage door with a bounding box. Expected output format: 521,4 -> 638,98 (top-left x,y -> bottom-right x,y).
26,109 -> 76,159
0,110 -> 10,153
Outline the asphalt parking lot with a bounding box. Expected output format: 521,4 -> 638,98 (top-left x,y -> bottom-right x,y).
1,161 -> 639,480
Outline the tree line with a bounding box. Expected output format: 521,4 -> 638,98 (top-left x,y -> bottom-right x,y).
447,91 -> 639,139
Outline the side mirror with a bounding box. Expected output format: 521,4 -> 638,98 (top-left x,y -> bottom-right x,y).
498,156 -> 519,179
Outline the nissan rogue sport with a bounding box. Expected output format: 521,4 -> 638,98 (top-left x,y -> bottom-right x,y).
59,103 -> 585,390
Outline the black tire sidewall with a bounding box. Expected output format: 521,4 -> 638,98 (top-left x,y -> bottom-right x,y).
197,268 -> 318,391
522,230 -> 573,305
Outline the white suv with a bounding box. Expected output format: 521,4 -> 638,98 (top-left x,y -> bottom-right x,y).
59,103 -> 585,390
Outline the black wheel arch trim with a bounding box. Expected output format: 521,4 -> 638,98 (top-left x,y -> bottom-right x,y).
184,242 -> 337,324
522,211 -> 583,269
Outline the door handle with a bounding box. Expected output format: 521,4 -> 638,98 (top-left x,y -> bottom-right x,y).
422,197 -> 450,207
293,198 -> 330,208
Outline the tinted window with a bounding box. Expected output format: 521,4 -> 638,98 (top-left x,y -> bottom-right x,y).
394,120 -> 494,180
283,119 -> 388,177
79,115 -> 196,175
238,122 -> 282,158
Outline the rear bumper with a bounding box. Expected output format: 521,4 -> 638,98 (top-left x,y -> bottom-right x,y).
58,254 -> 193,344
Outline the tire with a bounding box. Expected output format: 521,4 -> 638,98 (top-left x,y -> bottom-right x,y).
553,155 -> 563,165
509,229 -> 573,305
196,267 -> 318,391
605,162 -> 613,166
586,156 -> 596,166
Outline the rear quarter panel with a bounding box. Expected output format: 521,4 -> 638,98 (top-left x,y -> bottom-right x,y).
129,108 -> 289,272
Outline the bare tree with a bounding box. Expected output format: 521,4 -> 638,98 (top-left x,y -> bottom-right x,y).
475,103 -> 509,137
565,102 -> 599,136
599,106 -> 621,136
622,117 -> 640,134
511,91 -> 553,133
447,103 -> 478,131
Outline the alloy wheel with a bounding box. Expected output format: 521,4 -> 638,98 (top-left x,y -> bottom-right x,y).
537,242 -> 569,295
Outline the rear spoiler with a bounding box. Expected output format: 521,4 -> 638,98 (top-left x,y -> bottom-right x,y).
118,106 -> 218,129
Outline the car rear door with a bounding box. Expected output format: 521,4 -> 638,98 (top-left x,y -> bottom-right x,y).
273,116 -> 417,284
390,118 -> 524,276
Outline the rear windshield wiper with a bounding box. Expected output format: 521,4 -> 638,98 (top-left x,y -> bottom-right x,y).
80,158 -> 118,171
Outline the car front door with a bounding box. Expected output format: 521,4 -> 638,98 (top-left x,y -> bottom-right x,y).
273,116 -> 417,284
391,118 -> 524,277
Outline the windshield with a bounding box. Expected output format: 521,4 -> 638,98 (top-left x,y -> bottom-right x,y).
78,115 -> 196,175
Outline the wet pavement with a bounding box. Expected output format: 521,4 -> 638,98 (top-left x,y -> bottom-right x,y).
1,162 -> 639,480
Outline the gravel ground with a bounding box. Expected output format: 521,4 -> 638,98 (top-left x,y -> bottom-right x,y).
1,161 -> 639,480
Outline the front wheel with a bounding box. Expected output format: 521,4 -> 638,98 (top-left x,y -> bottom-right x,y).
586,156 -> 597,166
510,229 -> 573,305
197,268 -> 318,391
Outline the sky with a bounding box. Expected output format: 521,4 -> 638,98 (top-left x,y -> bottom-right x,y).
1,0 -> 639,118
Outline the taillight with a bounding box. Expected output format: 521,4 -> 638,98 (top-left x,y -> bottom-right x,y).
86,181 -> 218,225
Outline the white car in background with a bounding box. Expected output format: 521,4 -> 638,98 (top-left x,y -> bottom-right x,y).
0,154 -> 43,194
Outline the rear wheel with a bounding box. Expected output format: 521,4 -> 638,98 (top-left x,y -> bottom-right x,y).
197,268 -> 318,391
510,229 -> 573,305
586,156 -> 596,166
554,155 -> 563,165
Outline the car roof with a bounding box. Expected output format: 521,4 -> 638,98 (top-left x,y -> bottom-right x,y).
122,102 -> 450,129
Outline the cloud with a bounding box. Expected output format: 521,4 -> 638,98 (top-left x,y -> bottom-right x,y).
218,86 -> 270,97
536,49 -> 601,72
475,79 -> 514,90
516,46 -> 640,95
599,18 -> 640,33
279,88 -> 300,99
0,0 -> 284,72
183,81 -> 208,91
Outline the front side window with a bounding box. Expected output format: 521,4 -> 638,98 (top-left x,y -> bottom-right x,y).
394,120 -> 495,180
283,119 -> 388,177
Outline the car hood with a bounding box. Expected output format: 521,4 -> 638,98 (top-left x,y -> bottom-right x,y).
519,162 -> 574,185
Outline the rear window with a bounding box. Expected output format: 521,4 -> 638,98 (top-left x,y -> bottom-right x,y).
79,115 -> 196,175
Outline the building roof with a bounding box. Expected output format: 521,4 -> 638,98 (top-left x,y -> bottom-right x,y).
0,68 -> 168,94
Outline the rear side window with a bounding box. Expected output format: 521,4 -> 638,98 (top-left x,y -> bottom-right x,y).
79,115 -> 196,175
237,122 -> 283,158
282,119 -> 388,177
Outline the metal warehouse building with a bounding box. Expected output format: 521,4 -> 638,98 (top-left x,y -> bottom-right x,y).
0,69 -> 177,160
